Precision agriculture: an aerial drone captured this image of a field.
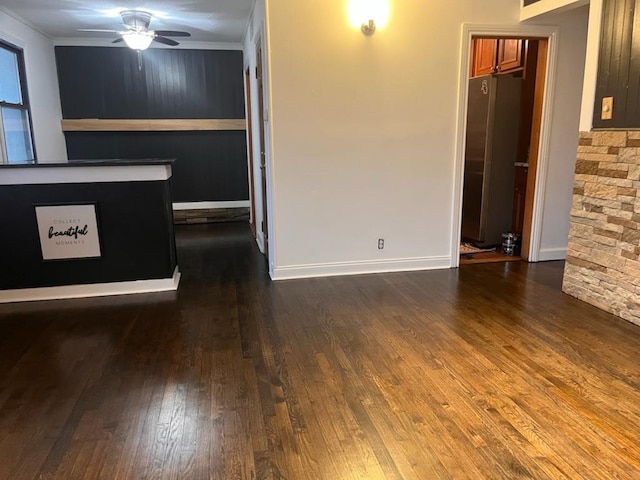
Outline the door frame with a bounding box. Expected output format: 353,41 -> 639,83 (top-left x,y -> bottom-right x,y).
451,24 -> 559,267
244,65 -> 257,238
255,38 -> 269,262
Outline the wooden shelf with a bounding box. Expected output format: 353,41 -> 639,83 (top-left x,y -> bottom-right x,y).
61,119 -> 246,132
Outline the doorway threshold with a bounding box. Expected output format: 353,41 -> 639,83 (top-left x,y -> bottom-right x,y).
460,250 -> 522,265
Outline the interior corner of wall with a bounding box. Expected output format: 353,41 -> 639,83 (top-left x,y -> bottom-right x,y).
579,0 -> 603,133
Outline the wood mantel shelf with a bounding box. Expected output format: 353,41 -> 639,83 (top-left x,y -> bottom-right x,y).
61,118 -> 247,132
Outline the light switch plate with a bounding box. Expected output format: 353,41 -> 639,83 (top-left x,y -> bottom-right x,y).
602,96 -> 613,120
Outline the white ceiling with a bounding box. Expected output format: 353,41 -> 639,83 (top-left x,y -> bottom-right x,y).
0,0 -> 256,44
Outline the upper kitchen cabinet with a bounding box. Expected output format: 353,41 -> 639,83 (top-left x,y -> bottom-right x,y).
472,38 -> 498,77
497,39 -> 525,73
471,39 -> 525,78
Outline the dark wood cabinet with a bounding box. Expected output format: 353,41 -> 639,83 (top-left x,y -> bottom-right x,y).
497,39 -> 524,73
472,39 -> 498,77
471,39 -> 525,78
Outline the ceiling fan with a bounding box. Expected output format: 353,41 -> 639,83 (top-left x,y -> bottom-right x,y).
78,10 -> 191,51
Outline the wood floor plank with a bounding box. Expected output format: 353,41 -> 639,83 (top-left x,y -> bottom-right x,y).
3,224 -> 640,479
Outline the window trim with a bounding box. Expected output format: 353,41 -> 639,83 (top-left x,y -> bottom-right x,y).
0,40 -> 37,164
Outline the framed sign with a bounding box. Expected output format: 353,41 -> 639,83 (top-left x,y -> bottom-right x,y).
35,204 -> 101,260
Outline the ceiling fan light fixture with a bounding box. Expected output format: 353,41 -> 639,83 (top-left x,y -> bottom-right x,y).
122,31 -> 154,51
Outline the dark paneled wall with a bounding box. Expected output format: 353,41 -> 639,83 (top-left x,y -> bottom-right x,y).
66,132 -> 248,202
55,47 -> 248,203
56,47 -> 245,119
593,0 -> 640,128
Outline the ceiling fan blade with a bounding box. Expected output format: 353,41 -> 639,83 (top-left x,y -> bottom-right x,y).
77,28 -> 120,33
112,38 -> 124,44
154,30 -> 191,37
153,36 -> 179,46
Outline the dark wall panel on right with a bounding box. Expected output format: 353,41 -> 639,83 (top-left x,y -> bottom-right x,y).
56,46 -> 249,204
56,47 -> 245,119
66,131 -> 248,203
593,0 -> 640,128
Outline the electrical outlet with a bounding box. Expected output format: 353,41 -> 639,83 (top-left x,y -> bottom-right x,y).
378,238 -> 384,250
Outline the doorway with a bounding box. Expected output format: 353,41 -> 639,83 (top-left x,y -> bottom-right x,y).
453,25 -> 559,267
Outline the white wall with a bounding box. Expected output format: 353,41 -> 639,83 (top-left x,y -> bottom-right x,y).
579,0 -> 602,131
530,6 -> 590,260
262,0 -> 589,279
0,9 -> 67,163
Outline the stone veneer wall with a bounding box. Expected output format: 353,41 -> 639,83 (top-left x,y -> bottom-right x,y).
563,131 -> 640,325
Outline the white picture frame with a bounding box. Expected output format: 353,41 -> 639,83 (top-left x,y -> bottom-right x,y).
35,204 -> 101,260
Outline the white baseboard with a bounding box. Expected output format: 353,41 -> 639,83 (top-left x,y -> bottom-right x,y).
538,247 -> 567,261
0,267 -> 181,304
172,201 -> 250,210
272,256 -> 450,280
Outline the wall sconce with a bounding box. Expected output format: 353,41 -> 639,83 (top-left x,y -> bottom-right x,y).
361,19 -> 376,36
347,0 -> 390,35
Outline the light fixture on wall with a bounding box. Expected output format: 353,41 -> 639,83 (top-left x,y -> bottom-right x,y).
347,0 -> 390,35
361,19 -> 376,35
122,31 -> 154,51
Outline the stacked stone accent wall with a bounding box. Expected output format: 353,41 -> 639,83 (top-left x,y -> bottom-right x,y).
563,131 -> 640,325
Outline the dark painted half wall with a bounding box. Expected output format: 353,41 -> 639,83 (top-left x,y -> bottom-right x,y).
55,47 -> 249,203
0,180 -> 176,289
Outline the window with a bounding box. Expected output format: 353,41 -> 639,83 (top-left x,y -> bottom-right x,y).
0,41 -> 36,164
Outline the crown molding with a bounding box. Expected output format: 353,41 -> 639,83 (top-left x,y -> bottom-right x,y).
0,6 -> 51,39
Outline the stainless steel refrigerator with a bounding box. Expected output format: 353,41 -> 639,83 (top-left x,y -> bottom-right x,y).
462,74 -> 522,247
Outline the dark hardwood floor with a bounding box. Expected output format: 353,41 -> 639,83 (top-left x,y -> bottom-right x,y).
2,223 -> 640,479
